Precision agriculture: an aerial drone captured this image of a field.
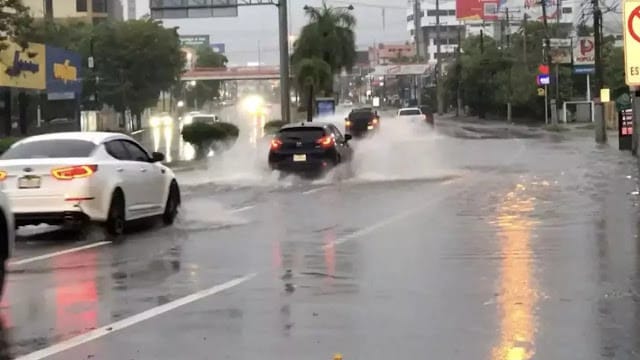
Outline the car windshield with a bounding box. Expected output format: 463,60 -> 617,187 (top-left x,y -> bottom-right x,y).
1,139 -> 96,159
399,109 -> 421,116
278,128 -> 325,141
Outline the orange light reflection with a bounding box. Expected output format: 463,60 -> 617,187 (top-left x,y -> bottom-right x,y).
492,184 -> 538,360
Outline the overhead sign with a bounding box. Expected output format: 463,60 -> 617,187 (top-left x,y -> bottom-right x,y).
46,45 -> 82,97
0,41 -> 46,90
179,35 -> 210,48
624,0 -> 640,86
150,0 -> 238,19
573,36 -> 595,65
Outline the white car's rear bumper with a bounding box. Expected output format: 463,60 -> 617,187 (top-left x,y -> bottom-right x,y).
9,195 -> 108,226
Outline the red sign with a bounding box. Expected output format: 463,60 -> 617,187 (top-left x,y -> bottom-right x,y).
538,64 -> 549,75
456,0 -> 500,21
628,6 -> 640,43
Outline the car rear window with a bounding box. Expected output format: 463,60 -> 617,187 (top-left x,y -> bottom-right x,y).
349,111 -> 374,120
400,109 -> 421,116
278,128 -> 325,141
1,139 -> 96,159
192,116 -> 215,123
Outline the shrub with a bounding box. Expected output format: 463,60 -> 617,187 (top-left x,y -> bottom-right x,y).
0,137 -> 21,155
181,122 -> 240,158
263,120 -> 287,135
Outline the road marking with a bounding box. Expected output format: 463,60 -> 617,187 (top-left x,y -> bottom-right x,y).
9,241 -> 112,266
323,179 -> 459,249
230,205 -> 256,213
16,273 -> 257,360
303,187 -> 328,195
130,129 -> 144,135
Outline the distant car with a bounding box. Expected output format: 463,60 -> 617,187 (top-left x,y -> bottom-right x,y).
0,132 -> 181,236
397,107 -> 426,123
0,190 -> 14,298
418,106 -> 435,127
149,113 -> 173,128
269,122 -> 353,178
345,108 -> 380,138
343,99 -> 353,107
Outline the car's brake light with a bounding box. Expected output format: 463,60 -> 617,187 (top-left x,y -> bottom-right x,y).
316,136 -> 334,148
270,138 -> 283,150
51,165 -> 97,180
0,171 -> 7,181
371,117 -> 379,125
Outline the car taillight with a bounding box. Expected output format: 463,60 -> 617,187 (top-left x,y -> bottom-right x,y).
371,117 -> 379,125
0,171 -> 7,181
345,120 -> 352,127
317,136 -> 334,148
51,165 -> 98,180
270,138 -> 283,150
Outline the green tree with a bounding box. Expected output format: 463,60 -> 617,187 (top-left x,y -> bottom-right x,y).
0,0 -> 33,49
91,19 -> 184,128
187,45 -> 227,109
294,57 -> 332,121
291,3 -> 356,95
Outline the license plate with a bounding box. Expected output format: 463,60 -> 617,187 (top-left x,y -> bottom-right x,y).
293,154 -> 307,162
18,175 -> 41,189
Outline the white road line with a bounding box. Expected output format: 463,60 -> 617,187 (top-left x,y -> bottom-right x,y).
302,187 -> 328,195
323,185 -> 456,249
230,205 -> 256,214
16,273 -> 257,360
9,241 -> 112,266
130,129 -> 144,135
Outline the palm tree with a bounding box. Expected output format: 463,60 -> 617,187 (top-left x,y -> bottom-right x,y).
291,2 -> 357,95
294,57 -> 332,122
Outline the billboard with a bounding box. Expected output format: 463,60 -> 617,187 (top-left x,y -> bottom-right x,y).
502,0 -> 559,20
573,36 -> 595,66
46,46 -> 82,98
0,41 -> 46,90
547,38 -> 572,64
150,0 -> 239,18
456,0 -> 500,21
180,35 -> 210,47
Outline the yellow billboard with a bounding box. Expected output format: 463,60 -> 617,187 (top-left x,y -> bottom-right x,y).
0,41 -> 46,90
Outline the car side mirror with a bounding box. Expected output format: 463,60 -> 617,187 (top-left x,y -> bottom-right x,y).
344,134 -> 352,141
151,151 -> 165,162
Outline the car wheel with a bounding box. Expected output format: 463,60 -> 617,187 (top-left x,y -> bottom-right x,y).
162,181 -> 180,225
105,190 -> 126,236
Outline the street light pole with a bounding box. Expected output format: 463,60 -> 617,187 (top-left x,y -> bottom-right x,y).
278,0 -> 291,123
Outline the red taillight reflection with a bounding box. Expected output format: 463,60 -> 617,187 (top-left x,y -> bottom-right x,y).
270,138 -> 283,150
316,136 -> 334,148
51,165 -> 97,180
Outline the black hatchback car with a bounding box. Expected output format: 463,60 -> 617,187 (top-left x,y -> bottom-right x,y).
345,108 -> 380,138
268,122 -> 353,177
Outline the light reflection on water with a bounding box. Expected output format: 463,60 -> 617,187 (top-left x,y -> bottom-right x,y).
492,182 -> 539,360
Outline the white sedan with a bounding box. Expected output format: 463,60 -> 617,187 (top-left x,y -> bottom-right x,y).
0,132 -> 181,236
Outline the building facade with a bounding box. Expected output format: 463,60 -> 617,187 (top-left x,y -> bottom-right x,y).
406,0 -> 577,63
23,0 -> 122,23
368,43 -> 417,66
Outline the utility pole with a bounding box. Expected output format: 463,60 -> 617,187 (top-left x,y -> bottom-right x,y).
413,0 -> 423,106
593,0 -> 603,93
455,26 -> 462,117
278,0 -> 291,122
541,0 -> 553,124
435,0 -> 443,115
506,7 -> 512,122
479,29 -> 485,119
522,13 -> 528,67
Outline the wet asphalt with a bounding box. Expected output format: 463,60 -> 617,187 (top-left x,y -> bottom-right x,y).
2,114 -> 640,360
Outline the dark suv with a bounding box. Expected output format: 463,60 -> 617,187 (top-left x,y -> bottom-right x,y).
268,122 -> 353,178
345,108 -> 380,138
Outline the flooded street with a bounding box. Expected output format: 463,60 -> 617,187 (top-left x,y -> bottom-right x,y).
3,115 -> 640,360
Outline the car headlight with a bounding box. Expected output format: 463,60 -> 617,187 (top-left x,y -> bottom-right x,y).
183,116 -> 193,125
150,117 -> 160,127
162,116 -> 172,126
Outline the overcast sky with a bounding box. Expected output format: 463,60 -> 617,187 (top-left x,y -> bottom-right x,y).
134,0 -> 409,65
